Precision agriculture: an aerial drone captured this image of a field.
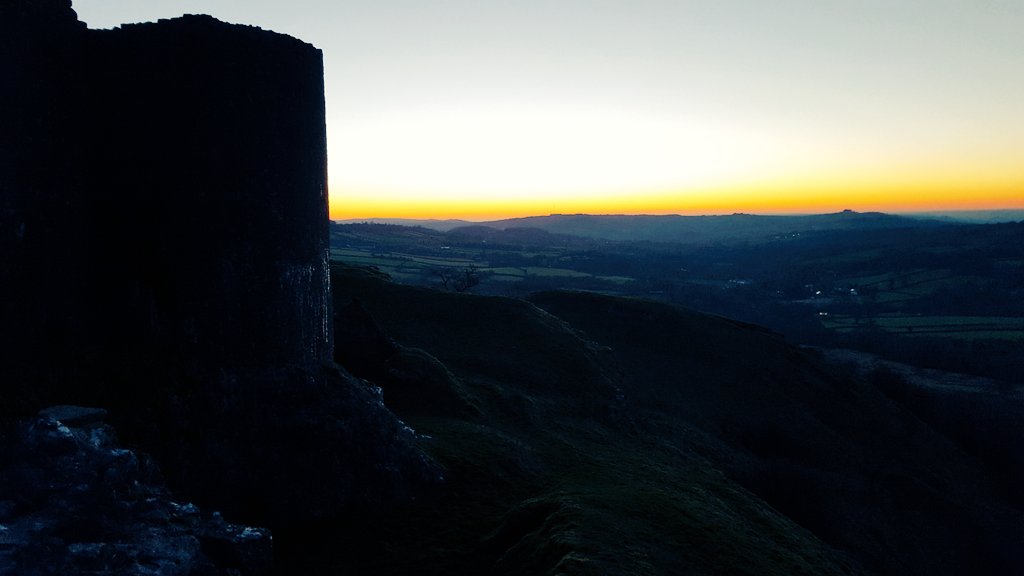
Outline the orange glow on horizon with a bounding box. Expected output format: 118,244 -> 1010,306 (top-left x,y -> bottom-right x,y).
328,123 -> 1024,221
329,180 -> 1024,221
326,99 -> 1024,222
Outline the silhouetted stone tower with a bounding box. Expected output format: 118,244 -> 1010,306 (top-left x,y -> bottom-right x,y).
2,1 -> 436,528
2,0 -> 332,408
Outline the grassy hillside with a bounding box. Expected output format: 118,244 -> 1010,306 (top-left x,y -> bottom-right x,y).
287,264 -> 1023,575
529,290 -> 1022,574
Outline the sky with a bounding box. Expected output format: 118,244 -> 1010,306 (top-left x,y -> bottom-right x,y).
75,0 -> 1023,220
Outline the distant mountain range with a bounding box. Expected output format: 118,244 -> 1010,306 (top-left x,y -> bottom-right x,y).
336,209 -> 1024,237
905,209 -> 1024,223
335,217 -> 475,232
336,210 -> 953,244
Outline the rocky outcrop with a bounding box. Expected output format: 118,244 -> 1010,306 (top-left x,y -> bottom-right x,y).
0,407 -> 273,576
1,0 -> 436,530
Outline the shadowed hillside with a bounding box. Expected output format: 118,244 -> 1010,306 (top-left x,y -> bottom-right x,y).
318,264 -> 863,575
529,291 -> 1022,575
319,263 -> 1023,575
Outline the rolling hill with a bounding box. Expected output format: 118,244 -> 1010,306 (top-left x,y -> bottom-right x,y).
300,263 -> 1023,575
336,210 -> 947,245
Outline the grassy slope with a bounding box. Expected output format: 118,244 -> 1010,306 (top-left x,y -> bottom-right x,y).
310,264 -> 1021,575
528,291 -> 1022,575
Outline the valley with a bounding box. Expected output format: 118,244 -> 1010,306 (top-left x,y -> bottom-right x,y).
330,213 -> 1024,383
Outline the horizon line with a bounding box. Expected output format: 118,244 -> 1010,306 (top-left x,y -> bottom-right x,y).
331,207 -> 1024,224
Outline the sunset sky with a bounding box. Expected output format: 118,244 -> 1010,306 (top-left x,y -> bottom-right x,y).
76,0 -> 1023,220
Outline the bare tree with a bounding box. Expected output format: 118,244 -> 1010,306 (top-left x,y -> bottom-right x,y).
434,266 -> 483,292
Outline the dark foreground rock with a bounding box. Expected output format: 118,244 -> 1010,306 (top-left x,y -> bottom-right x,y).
0,407 -> 272,576
138,364 -> 442,528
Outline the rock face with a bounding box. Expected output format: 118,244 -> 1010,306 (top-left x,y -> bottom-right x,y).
0,407 -> 273,576
1,0 -> 436,528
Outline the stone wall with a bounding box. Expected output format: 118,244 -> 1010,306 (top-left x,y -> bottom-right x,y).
2,3 -> 331,409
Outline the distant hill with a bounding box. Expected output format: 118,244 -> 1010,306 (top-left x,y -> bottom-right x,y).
904,209 -> 1024,224
470,210 -> 946,244
334,217 -> 474,231
331,210 -> 1023,241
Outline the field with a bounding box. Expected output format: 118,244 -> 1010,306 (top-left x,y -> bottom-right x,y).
839,268 -> 988,304
330,247 -> 635,289
331,220 -> 1024,382
822,314 -> 1024,341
